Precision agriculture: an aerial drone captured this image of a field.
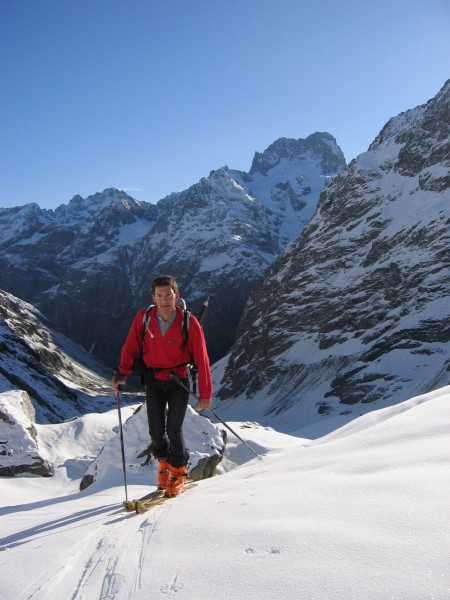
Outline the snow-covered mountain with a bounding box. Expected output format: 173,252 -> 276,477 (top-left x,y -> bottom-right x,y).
0,189 -> 160,368
216,80 -> 450,433
0,86 -> 449,599
0,134 -> 345,366
0,289 -> 113,423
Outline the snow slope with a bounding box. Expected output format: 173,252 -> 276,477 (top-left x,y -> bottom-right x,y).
0,385 -> 448,600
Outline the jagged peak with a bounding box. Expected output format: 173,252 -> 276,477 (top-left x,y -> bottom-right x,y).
158,167 -> 238,207
69,187 -> 139,208
369,78 -> 450,152
249,132 -> 346,176
52,188 -> 145,221
0,201 -> 42,216
209,166 -> 230,177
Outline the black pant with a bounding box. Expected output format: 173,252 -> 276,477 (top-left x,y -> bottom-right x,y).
145,375 -> 189,468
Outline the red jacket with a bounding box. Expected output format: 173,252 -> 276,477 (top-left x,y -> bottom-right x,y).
118,305 -> 213,399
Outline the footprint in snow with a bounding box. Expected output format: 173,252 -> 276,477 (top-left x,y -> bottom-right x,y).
244,546 -> 282,556
160,573 -> 183,594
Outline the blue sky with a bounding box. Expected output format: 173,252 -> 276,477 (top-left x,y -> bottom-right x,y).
1,0 -> 449,210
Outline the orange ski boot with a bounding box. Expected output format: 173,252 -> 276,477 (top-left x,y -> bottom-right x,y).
157,458 -> 171,490
165,466 -> 187,497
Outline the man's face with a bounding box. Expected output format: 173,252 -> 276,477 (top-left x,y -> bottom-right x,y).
153,285 -> 179,317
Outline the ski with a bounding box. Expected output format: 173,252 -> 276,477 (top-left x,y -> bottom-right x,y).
123,482 -> 197,514
123,488 -> 165,512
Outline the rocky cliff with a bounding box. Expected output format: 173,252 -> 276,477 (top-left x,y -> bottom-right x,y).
0,289 -> 113,423
216,80 -> 450,433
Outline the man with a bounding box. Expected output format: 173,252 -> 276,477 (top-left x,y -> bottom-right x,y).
112,275 -> 212,496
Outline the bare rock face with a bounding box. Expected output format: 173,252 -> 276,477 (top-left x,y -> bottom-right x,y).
217,80 -> 450,430
0,390 -> 52,476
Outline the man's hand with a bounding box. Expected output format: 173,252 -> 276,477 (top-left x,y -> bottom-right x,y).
195,397 -> 211,411
112,371 -> 127,392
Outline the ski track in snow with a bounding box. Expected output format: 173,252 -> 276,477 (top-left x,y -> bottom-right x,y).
13,499 -> 175,600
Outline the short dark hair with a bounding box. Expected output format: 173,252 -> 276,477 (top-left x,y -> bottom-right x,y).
151,275 -> 179,295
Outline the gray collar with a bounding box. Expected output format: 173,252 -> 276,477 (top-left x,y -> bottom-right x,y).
156,310 -> 177,337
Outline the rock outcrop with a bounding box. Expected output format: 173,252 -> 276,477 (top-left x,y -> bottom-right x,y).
0,390 -> 52,476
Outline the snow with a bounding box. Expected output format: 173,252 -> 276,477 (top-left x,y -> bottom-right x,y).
232,155 -> 334,242
1,385 -> 449,599
116,218 -> 152,246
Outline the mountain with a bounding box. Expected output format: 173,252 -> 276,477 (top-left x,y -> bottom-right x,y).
0,134 -> 345,367
216,80 -> 450,433
0,289 -> 113,423
0,189 -> 160,369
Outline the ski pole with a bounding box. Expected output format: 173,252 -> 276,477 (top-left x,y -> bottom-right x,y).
169,371 -> 263,461
115,388 -> 129,502
208,407 -> 263,461
197,296 -> 209,324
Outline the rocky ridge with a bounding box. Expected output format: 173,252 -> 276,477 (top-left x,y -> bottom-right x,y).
0,289 -> 113,423
0,134 -> 345,366
216,80 -> 450,432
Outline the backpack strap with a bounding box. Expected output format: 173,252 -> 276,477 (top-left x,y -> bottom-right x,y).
140,303 -> 190,350
139,304 -> 154,355
182,309 -> 190,349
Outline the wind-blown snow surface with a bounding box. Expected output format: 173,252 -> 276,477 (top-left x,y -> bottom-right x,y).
0,386 -> 449,599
